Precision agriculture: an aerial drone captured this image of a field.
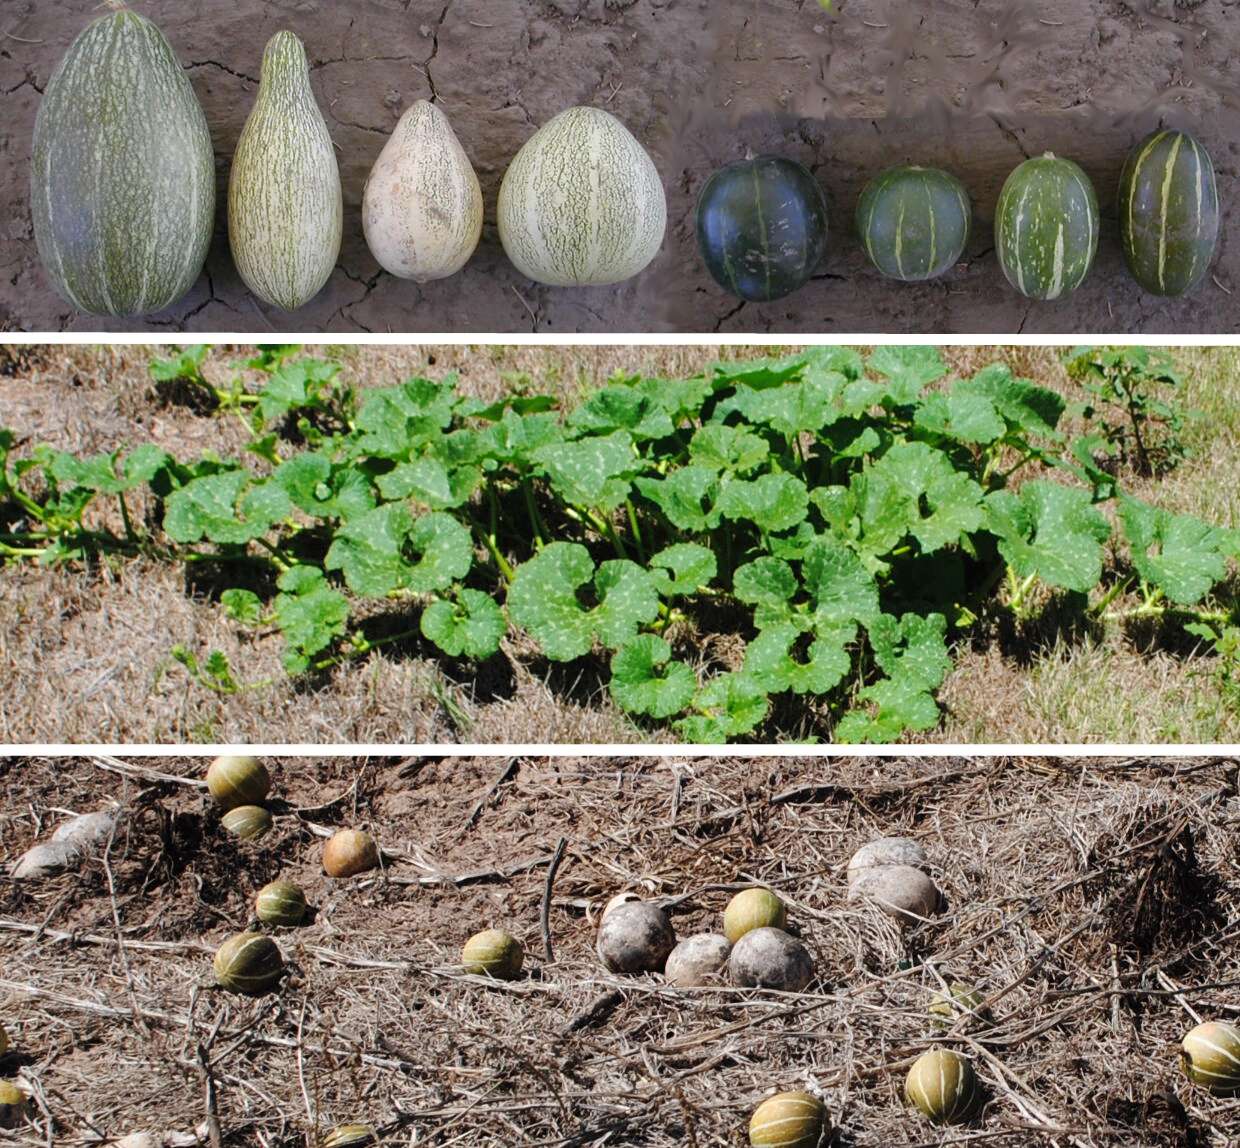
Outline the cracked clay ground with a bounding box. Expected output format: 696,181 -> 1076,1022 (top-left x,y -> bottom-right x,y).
0,0 -> 1237,334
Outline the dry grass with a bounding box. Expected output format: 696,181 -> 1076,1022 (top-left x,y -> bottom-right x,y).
1,755 -> 1238,1146
0,344 -> 1238,745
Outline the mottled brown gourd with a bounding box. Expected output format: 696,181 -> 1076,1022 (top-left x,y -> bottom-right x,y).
30,5 -> 214,316
363,101 -> 483,282
322,829 -> 380,877
728,928 -> 813,992
229,30 -> 342,310
664,933 -> 732,987
596,901 -> 676,973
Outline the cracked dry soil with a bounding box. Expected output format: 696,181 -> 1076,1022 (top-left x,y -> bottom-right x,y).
0,0 -> 1237,334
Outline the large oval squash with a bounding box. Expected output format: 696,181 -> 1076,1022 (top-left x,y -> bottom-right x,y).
856,165 -> 971,282
497,106 -> 666,287
228,31 -> 342,311
1119,129 -> 1218,297
30,6 -> 214,317
696,155 -> 828,302
994,153 -> 1098,301
363,101 -> 482,282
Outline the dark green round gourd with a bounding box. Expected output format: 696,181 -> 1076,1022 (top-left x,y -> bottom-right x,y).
30,6 -> 214,317
1119,129 -> 1218,297
994,153 -> 1099,301
696,156 -> 828,302
856,166 -> 971,281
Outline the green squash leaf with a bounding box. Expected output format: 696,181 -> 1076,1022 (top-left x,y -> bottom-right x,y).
610,635 -> 697,717
1118,496 -> 1232,605
648,542 -> 717,598
421,589 -> 506,660
324,506 -> 473,596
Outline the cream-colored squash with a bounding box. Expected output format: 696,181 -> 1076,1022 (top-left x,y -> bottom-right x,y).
362,101 -> 483,282
497,105 -> 666,287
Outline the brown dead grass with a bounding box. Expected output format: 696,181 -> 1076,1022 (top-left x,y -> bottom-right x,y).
1,755 -> 1238,1146
0,343 -> 1238,745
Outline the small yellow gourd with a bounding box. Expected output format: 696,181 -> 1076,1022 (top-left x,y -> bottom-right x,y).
748,1090 -> 826,1147
724,887 -> 787,944
206,756 -> 271,809
461,930 -> 524,980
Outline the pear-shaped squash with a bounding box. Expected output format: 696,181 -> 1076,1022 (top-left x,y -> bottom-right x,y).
31,6 -> 215,317
363,101 -> 483,282
228,31 -> 342,311
497,106 -> 666,286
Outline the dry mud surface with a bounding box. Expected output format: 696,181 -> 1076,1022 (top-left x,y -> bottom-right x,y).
0,0 -> 1238,333
1,755 -> 1238,1146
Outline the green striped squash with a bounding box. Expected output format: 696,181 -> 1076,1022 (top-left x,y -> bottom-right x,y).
497,106 -> 667,286
905,1048 -> 978,1125
1119,129 -> 1218,297
30,6 -> 214,317
856,166 -> 971,281
229,31 -> 342,311
995,153 -> 1098,301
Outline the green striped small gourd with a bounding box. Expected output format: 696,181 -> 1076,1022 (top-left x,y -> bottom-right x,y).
905,1048 -> 978,1124
1182,1020 -> 1240,1094
221,804 -> 273,841
229,31 -> 342,310
995,153 -> 1099,301
213,931 -> 284,995
1119,129 -> 1219,297
363,101 -> 483,282
255,880 -> 307,926
748,1090 -> 826,1147
856,166 -> 971,281
31,6 -> 214,316
498,106 -> 667,286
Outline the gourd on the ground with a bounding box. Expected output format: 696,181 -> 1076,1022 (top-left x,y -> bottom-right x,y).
229,30 -> 342,311
994,153 -> 1098,301
696,155 -> 828,302
856,166 -> 971,281
1119,128 -> 1218,297
363,101 -> 483,283
498,106 -> 667,287
31,6 -> 214,317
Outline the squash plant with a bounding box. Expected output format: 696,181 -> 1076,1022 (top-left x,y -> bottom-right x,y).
1,346 -> 1236,743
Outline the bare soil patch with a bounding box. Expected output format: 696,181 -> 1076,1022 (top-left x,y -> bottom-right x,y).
0,1 -> 1236,333
1,754 -> 1238,1145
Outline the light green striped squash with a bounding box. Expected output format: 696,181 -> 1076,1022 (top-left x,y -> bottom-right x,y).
856,166 -> 971,281
995,153 -> 1099,301
229,31 -> 342,311
498,106 -> 667,287
1119,129 -> 1218,297
30,6 -> 214,317
363,101 -> 483,282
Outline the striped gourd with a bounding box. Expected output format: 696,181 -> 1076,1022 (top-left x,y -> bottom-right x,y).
497,106 -> 667,286
229,31 -> 342,311
856,166 -> 971,281
1182,1020 -> 1240,1094
696,155 -> 829,302
994,153 -> 1098,301
905,1048 -> 978,1124
1119,129 -> 1218,297
30,6 -> 214,317
748,1091 -> 826,1147
213,931 -> 284,995
363,101 -> 483,282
